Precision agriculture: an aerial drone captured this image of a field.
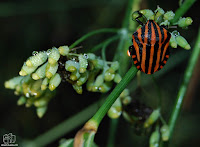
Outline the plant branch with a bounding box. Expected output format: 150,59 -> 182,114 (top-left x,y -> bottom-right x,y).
171,0 -> 196,23
69,28 -> 119,49
23,100 -> 102,147
168,27 -> 200,141
107,119 -> 119,147
90,65 -> 138,126
88,35 -> 119,53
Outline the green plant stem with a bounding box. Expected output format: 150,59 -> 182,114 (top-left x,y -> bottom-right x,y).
114,0 -> 141,75
88,35 -> 119,53
101,35 -> 119,61
171,0 -> 196,23
90,65 -> 138,126
23,100 -> 103,147
168,27 -> 200,140
69,28 -> 119,49
107,119 -> 119,147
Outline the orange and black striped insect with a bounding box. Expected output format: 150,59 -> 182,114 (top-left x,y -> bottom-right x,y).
128,12 -> 171,74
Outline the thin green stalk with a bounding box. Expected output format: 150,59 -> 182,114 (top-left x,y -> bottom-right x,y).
89,65 -> 138,126
168,27 -> 200,140
88,35 -> 120,53
23,100 -> 103,147
171,0 -> 196,23
101,35 -> 119,61
69,28 -> 119,49
107,119 -> 119,147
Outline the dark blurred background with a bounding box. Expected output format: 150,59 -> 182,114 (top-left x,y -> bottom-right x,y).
0,0 -> 200,146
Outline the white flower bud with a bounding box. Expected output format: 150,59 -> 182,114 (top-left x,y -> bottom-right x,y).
48,48 -> 60,65
49,73 -> 61,91
46,62 -> 58,79
19,63 -> 37,76
79,54 -> 88,73
32,63 -> 48,80
65,60 -> 80,72
4,76 -> 23,89
58,46 -> 69,56
26,51 -> 47,67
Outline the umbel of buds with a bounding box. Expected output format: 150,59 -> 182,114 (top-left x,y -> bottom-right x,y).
5,45 -> 121,117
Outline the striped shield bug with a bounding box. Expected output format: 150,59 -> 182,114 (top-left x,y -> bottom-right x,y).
128,11 -> 171,74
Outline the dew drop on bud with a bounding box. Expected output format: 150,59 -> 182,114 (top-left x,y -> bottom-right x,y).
32,51 -> 38,56
84,53 -> 88,59
47,49 -> 51,55
172,30 -> 180,37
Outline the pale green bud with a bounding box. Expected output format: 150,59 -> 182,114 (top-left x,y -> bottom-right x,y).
36,106 -> 47,118
25,97 -> 34,107
91,85 -> 99,92
155,6 -> 165,22
32,62 -> 48,80
86,80 -> 94,91
175,35 -> 191,50
161,125 -> 170,141
15,85 -> 22,95
87,53 -> 96,60
149,129 -> 160,147
114,73 -> 122,83
58,45 -> 69,56
79,54 -> 88,73
163,11 -> 175,21
30,80 -> 43,98
70,71 -> 80,81
169,33 -> 178,48
139,9 -> 155,20
72,84 -> 83,94
65,60 -> 80,72
99,82 -> 112,93
122,96 -> 132,105
41,78 -> 49,90
110,61 -> 119,72
46,62 -> 58,79
93,59 -> 104,69
4,76 -> 23,89
178,17 -> 193,28
144,109 -> 160,128
17,96 -> 26,106
26,51 -> 47,67
104,70 -> 115,82
76,71 -> 89,86
108,107 -> 122,119
34,98 -> 48,107
49,73 -> 61,91
160,20 -> 170,26
48,48 -> 60,65
120,89 -> 130,98
94,74 -> 104,87
19,63 -> 37,76
86,73 -> 95,91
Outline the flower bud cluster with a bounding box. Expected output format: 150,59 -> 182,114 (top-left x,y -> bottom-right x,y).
107,88 -> 132,119
5,45 -> 121,117
5,75 -> 55,118
149,124 -> 170,146
132,6 -> 192,50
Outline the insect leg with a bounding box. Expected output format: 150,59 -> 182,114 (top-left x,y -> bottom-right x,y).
132,11 -> 147,26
